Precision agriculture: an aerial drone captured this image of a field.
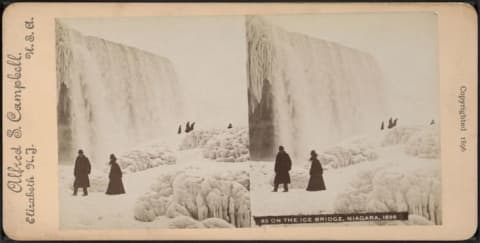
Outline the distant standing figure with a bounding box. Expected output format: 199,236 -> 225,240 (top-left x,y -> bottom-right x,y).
273,146 -> 292,192
73,149 -> 91,196
190,122 -> 195,131
185,121 -> 191,133
106,154 -> 125,195
380,121 -> 384,130
430,119 -> 435,125
306,150 -> 326,191
228,123 -> 233,129
393,118 -> 398,127
177,125 -> 182,134
387,117 -> 393,129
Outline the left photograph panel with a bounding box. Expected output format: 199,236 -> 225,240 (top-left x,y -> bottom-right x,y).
55,16 -> 251,229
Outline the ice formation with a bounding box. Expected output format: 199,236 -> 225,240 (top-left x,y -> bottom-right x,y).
315,138 -> 378,170
202,127 -> 250,162
116,142 -> 176,173
246,16 -> 387,161
166,216 -> 234,229
180,128 -> 250,162
404,126 -> 440,159
334,166 -> 441,225
134,169 -> 251,227
56,21 -> 184,166
382,125 -> 440,159
179,129 -> 222,150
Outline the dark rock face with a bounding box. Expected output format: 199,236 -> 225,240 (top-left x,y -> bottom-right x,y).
248,79 -> 276,161
57,81 -> 74,163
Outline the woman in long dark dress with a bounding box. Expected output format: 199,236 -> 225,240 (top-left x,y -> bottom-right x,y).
306,150 -> 326,191
106,154 -> 126,195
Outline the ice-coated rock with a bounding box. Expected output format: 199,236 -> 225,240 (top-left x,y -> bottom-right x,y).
334,166 -> 441,225
180,128 -> 250,162
116,142 -> 176,173
179,129 -> 222,150
202,127 -> 250,162
133,169 -> 251,227
201,218 -> 235,228
315,138 -> 378,170
167,216 -> 206,229
404,126 -> 440,159
382,125 -> 440,159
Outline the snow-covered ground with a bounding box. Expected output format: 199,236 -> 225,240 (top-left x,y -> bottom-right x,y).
249,125 -> 441,226
59,129 -> 251,229
59,125 -> 440,228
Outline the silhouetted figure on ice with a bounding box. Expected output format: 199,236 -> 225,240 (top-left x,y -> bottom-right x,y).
228,123 -> 233,129
106,154 -> 125,195
430,119 -> 435,125
177,125 -> 182,134
306,150 -> 326,192
387,117 -> 393,129
273,146 -> 292,192
185,121 -> 195,133
393,118 -> 398,127
73,149 -> 91,196
380,121 -> 385,130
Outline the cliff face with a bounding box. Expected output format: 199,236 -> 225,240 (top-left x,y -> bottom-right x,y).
246,16 -> 387,161
56,21 -> 184,164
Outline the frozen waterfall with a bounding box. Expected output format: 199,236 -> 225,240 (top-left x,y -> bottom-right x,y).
56,21 -> 185,165
246,16 -> 388,161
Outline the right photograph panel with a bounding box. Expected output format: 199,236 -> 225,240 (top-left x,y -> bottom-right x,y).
246,13 -> 441,226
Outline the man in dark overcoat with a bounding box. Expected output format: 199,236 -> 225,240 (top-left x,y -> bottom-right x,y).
273,146 -> 292,192
73,149 -> 91,196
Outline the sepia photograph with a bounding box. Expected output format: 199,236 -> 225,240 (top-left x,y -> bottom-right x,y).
246,13 -> 441,226
56,15 -> 251,229
4,2 -> 475,240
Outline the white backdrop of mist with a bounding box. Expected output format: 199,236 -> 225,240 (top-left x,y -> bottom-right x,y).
62,12 -> 438,130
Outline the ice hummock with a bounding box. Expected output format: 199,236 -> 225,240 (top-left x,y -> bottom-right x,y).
134,165 -> 251,228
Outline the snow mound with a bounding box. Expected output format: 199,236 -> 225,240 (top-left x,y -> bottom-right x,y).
317,139 -> 378,170
381,126 -> 422,146
117,143 -> 176,173
334,166 -> 441,225
179,129 -> 222,150
179,128 -> 250,162
134,169 -> 251,227
404,126 -> 440,159
167,216 -> 205,229
212,170 -> 250,190
202,127 -> 250,162
201,218 -> 235,228
382,125 -> 440,159
166,216 -> 234,229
